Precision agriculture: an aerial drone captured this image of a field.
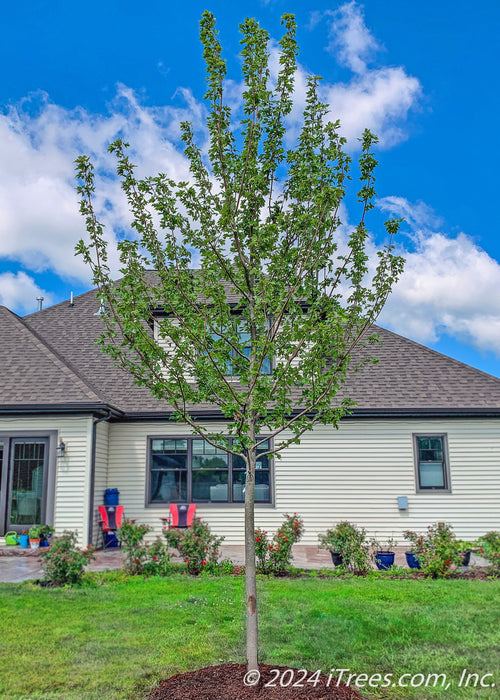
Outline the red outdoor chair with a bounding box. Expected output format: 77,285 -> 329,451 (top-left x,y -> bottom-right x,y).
160,503 -> 196,529
98,504 -> 125,549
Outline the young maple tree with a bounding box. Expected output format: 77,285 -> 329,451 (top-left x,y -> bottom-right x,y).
76,12 -> 404,671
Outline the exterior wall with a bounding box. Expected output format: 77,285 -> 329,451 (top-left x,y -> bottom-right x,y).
107,417 -> 500,545
0,414 -> 93,543
92,420 -> 110,546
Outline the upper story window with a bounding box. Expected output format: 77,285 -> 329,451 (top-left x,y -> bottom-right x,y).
209,322 -> 271,376
413,434 -> 451,492
149,436 -> 271,504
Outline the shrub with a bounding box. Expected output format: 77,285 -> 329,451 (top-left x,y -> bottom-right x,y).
318,521 -> 371,574
39,531 -> 95,586
255,513 -> 304,575
478,531 -> 500,575
118,519 -> 172,576
163,517 -> 223,575
404,522 -> 462,578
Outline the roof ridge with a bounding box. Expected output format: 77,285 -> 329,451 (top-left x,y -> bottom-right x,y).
372,323 -> 500,385
11,310 -> 108,404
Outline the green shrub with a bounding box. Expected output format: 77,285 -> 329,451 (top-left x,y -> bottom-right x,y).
255,513 -> 304,575
318,521 -> 371,574
118,519 -> 172,576
39,531 -> 95,586
478,531 -> 500,575
163,517 -> 223,575
404,522 -> 462,578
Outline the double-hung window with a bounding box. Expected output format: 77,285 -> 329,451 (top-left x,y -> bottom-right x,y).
413,434 -> 451,492
148,437 -> 271,504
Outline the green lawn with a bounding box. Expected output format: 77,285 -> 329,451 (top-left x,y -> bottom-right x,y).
0,573 -> 499,699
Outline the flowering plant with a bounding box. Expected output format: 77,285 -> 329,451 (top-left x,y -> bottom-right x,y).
119,519 -> 172,575
39,530 -> 95,586
477,531 -> 500,575
404,522 -> 461,578
255,513 -> 304,575
163,517 -> 223,575
318,521 -> 370,574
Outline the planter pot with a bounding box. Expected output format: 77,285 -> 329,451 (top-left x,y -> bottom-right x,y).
29,538 -> 40,550
20,534 -> 30,549
39,534 -> 52,548
375,551 -> 395,570
330,551 -> 343,567
461,549 -> 472,567
405,552 -> 421,569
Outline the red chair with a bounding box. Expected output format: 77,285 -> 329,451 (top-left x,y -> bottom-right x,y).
98,505 -> 124,549
160,503 -> 196,529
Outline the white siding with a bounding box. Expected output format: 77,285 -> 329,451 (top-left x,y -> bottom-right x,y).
92,420 -> 109,546
107,418 -> 500,545
0,415 -> 92,544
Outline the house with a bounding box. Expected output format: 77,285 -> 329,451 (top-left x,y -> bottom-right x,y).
1,281 -> 500,551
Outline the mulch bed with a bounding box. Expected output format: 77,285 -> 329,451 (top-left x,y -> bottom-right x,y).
147,664 -> 363,700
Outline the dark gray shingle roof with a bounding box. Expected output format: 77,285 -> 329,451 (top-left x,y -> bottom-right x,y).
2,278 -> 499,416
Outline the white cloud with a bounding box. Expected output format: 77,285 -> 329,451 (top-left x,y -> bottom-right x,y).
378,197 -> 500,357
327,1 -> 380,74
0,87 -> 201,286
0,271 -> 53,314
313,2 -> 422,148
0,4 -> 421,315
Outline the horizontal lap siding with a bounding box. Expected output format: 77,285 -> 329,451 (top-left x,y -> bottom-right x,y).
107,418 -> 500,545
92,420 -> 109,546
0,415 -> 92,542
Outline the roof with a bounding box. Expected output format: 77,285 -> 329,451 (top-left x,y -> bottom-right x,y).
0,306 -> 108,410
1,278 -> 500,417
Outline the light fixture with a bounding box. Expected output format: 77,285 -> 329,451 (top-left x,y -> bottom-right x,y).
56,440 -> 66,458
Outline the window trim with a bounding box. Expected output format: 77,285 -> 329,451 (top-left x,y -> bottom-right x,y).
413,433 -> 451,493
145,435 -> 274,507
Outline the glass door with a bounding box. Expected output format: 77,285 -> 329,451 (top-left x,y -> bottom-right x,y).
7,438 -> 49,532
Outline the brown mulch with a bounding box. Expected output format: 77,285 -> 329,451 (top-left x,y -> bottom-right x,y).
147,664 -> 363,700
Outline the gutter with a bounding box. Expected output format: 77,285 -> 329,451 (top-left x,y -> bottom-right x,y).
118,407 -> 500,421
0,403 -> 122,417
87,409 -> 113,546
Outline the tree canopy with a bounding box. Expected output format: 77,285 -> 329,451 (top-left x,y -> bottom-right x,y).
76,11 -> 404,670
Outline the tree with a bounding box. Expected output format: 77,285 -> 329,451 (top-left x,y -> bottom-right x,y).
76,12 -> 404,672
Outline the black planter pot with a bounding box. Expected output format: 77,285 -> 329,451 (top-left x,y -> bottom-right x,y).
375,551 -> 395,570
330,551 -> 343,567
461,550 -> 472,566
405,552 -> 421,569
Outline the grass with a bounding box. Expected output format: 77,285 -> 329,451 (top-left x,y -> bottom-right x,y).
0,572 -> 498,699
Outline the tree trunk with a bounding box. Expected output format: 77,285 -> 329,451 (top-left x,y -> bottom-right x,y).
245,445 -> 258,672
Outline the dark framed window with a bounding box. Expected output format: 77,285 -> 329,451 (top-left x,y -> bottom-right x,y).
209,321 -> 272,376
148,437 -> 272,504
413,434 -> 451,492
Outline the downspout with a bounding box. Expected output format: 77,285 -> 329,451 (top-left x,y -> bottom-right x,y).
87,410 -> 113,546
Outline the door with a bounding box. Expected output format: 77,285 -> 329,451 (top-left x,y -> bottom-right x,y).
0,438 -> 49,534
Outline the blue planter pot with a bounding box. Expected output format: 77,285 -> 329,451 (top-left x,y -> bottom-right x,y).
375,551 -> 395,570
461,550 -> 472,566
405,552 -> 421,569
330,551 -> 343,567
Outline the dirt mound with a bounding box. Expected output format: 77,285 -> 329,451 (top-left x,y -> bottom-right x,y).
147,664 -> 363,699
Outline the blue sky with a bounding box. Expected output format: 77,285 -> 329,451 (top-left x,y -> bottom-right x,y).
1,1 -> 500,376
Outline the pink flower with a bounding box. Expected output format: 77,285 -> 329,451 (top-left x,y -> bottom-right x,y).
202,561 -> 206,566
135,558 -> 139,563
186,558 -> 189,563
255,537 -> 260,542
153,557 -> 157,562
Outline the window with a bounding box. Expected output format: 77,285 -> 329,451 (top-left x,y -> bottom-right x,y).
208,321 -> 272,376
413,434 -> 451,492
148,437 -> 271,504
